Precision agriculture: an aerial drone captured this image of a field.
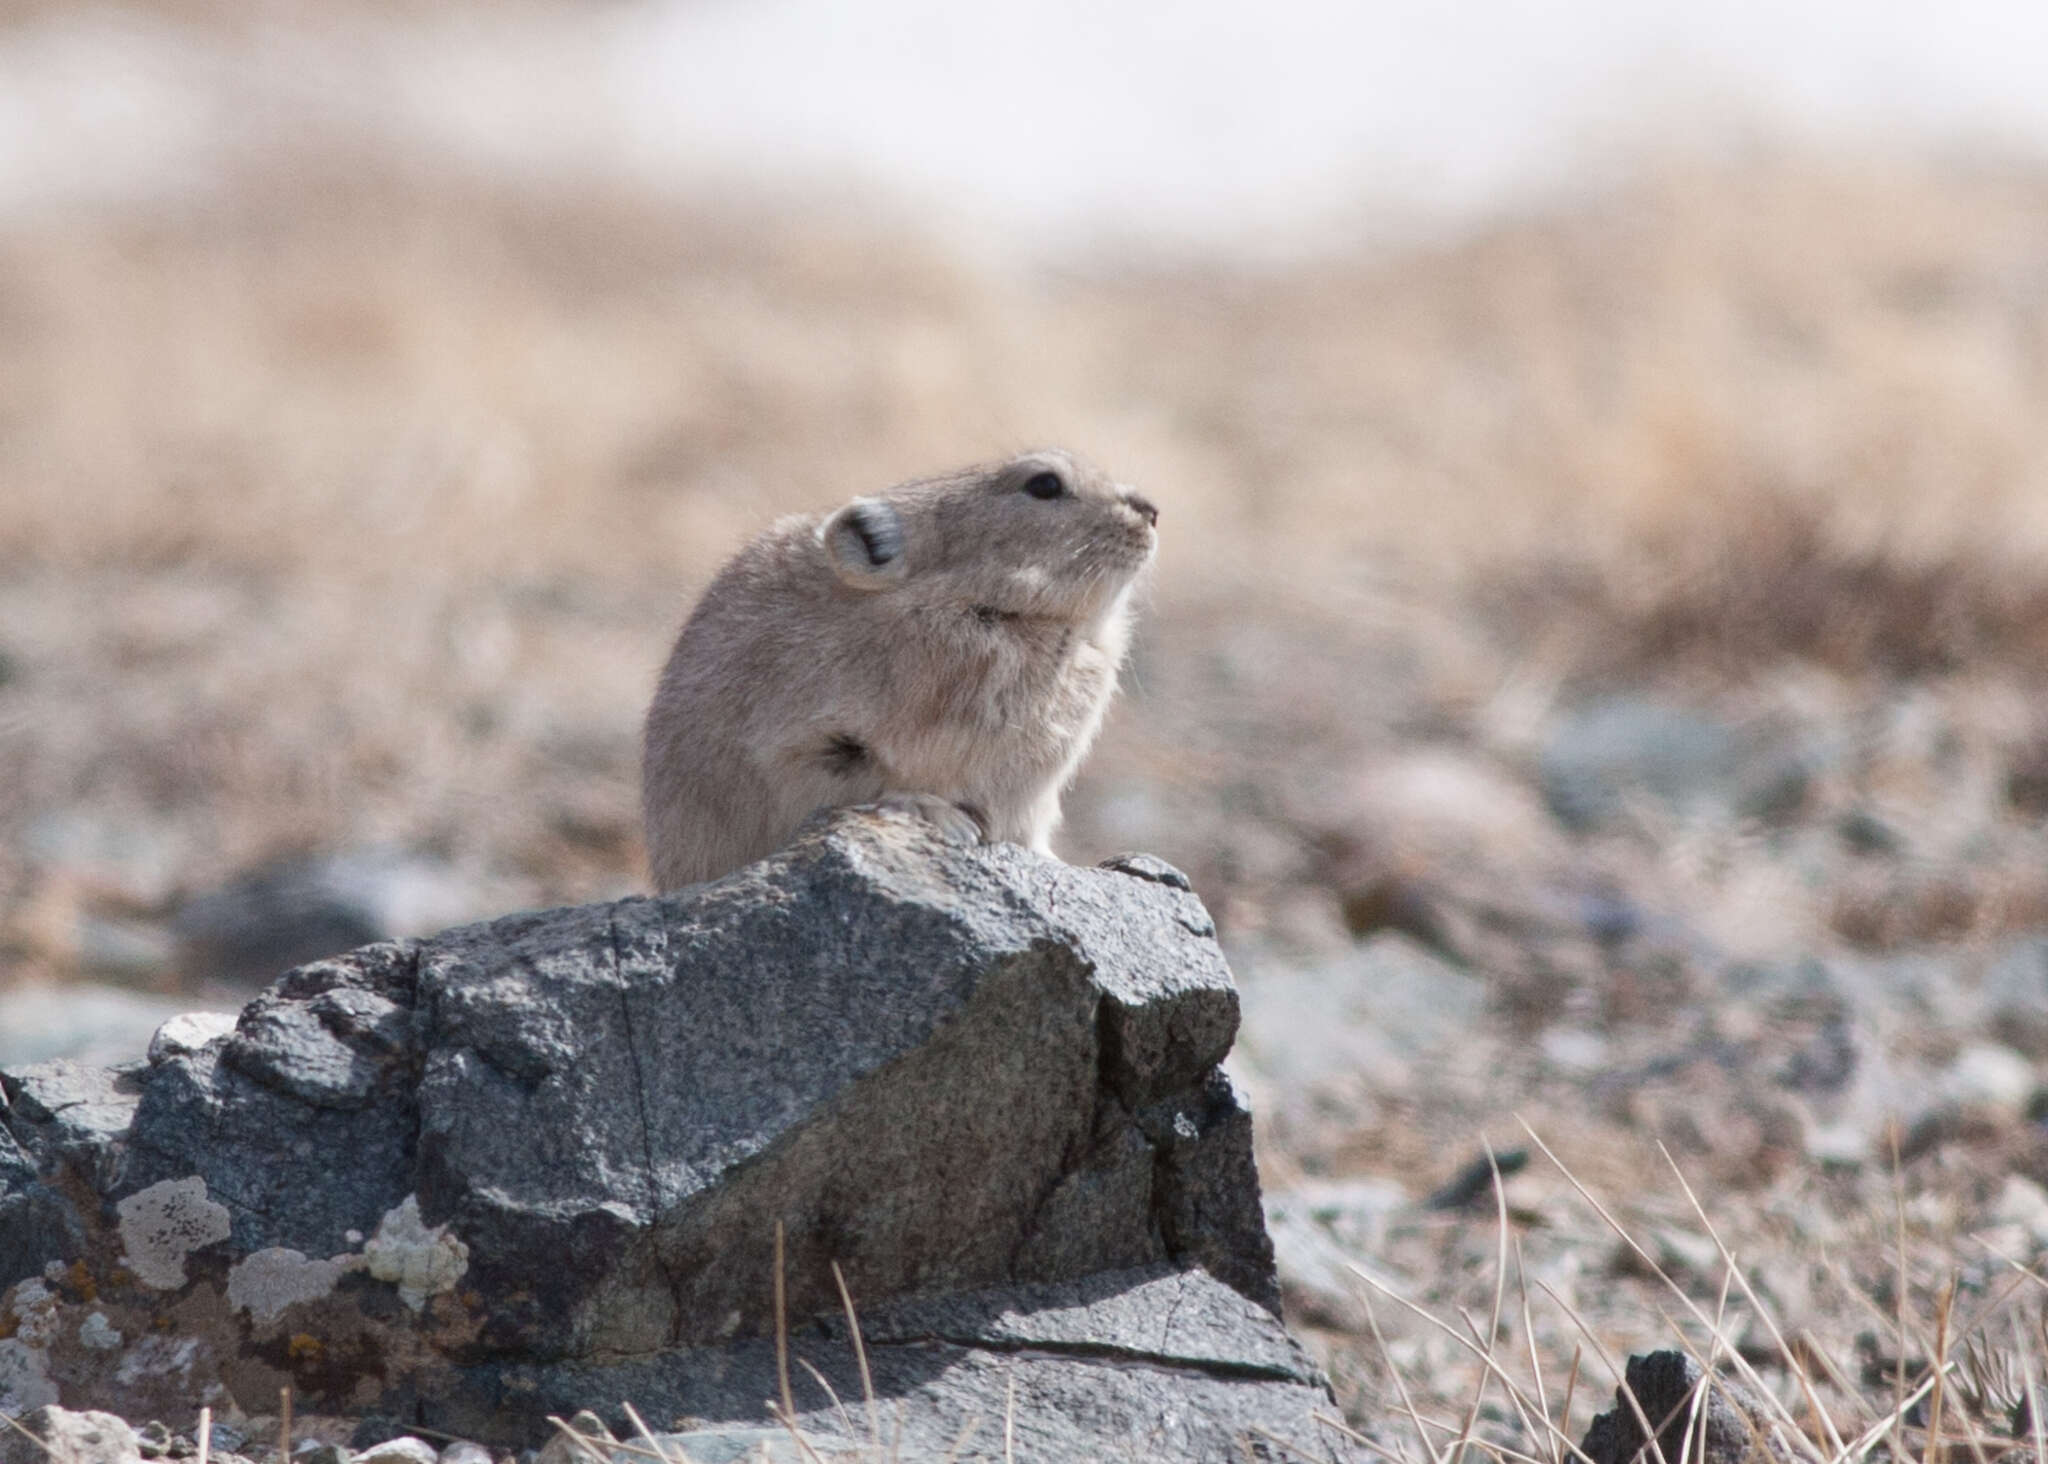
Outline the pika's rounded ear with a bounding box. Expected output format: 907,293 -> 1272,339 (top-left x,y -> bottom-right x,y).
819,498 -> 909,589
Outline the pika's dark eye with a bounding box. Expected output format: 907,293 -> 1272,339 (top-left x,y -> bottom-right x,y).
1022,470 -> 1067,500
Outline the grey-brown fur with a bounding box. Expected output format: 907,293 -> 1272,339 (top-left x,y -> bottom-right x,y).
642,449 -> 1158,891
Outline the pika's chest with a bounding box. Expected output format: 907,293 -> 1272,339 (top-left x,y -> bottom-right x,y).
898,621 -> 1111,741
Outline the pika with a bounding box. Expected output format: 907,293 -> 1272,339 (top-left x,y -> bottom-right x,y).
642,449 -> 1158,891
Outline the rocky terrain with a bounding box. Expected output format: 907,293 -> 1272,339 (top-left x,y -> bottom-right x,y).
2,41 -> 2047,1458
5,809 -> 1351,1461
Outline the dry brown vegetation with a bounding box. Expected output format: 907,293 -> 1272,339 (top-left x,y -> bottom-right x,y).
4,113 -> 2048,1456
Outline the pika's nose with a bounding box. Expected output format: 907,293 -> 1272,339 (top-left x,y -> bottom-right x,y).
1121,490 -> 1159,527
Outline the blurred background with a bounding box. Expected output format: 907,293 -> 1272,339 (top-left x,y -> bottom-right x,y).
5,0 -> 2048,1436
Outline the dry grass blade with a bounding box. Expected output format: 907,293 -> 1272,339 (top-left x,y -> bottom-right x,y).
935,1412 -> 983,1464
620,1401 -> 681,1464
279,1385 -> 292,1464
1003,1369 -> 1017,1464
1445,1142 -> 1515,1464
1892,1131 -> 1911,1464
1361,1281 -> 1453,1464
1455,1297 -> 1554,1464
1313,1411 -> 1377,1447
1925,1281 -> 1954,1464
1529,1277 -> 1681,1464
831,1260 -> 883,1452
1676,1354 -> 1709,1464
1794,1340 -> 1873,1431
1663,1328 -> 1787,1464
1512,1234 -> 1557,1464
1560,1347 -> 1582,1464
1678,1271 -> 1737,1464
1972,1238 -> 2048,1296
0,1410 -> 55,1457
775,1221 -> 796,1427
795,1356 -> 856,1439
198,1406 -> 212,1464
538,1426 -> 667,1461
1348,1262 -> 1601,1464
764,1404 -> 831,1464
1449,1195 -> 1556,1464
1246,1420 -> 1365,1462
1839,1369 -> 1949,1463
759,1224 -> 833,1464
546,1416 -> 624,1464
1653,1143 -> 1845,1461
1516,1120 -> 1818,1458
2015,1313 -> 2045,1464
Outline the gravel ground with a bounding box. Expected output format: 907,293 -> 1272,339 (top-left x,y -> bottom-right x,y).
3,125 -> 2047,1455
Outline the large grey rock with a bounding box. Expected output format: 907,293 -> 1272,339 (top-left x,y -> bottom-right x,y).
1,807 -> 1316,1455
477,1267 -> 1350,1463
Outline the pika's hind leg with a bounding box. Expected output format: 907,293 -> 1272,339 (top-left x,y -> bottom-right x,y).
869,791 -> 988,848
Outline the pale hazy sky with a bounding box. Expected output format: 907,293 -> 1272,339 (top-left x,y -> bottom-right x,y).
4,0 -> 2047,254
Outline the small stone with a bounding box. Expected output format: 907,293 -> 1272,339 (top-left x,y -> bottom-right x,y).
1942,1044 -> 2038,1113
148,1012 -> 239,1065
1580,1351 -> 1799,1464
348,1422 -> 407,1453
1097,853 -> 1193,891
1836,807 -> 1901,855
1428,1150 -> 1533,1212
1805,1122 -> 1868,1168
1986,1175 -> 2048,1248
353,1440 -> 438,1464
206,1424 -> 249,1457
294,1445 -> 350,1464
137,1423 -> 172,1460
0,1407 -> 143,1464
1540,1027 -> 1608,1073
438,1444 -> 493,1464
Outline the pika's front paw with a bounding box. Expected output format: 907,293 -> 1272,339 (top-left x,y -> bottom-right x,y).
870,792 -> 989,848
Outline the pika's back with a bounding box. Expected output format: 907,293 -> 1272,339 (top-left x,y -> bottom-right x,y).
642,450 -> 1158,891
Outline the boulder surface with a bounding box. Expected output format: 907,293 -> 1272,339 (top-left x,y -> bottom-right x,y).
2,806 -> 1347,1459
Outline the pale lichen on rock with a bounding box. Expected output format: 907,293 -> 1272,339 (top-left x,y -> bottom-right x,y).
114,1177 -> 232,1291
363,1196 -> 468,1312
224,1247 -> 351,1325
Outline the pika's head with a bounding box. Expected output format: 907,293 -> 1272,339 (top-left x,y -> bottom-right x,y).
817,449 -> 1157,625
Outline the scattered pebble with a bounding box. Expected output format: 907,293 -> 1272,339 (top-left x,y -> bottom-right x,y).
1941,1043 -> 2038,1113
352,1439 -> 439,1464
